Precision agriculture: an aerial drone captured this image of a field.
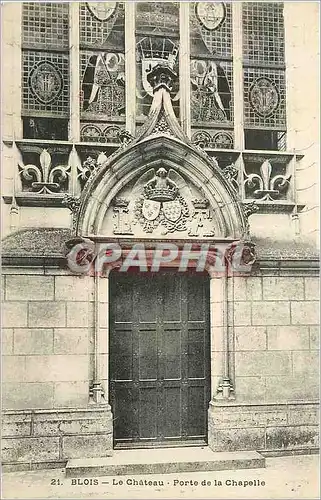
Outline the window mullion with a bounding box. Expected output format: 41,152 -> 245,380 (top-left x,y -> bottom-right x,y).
12,2 -> 23,140
69,2 -> 80,143
125,2 -> 136,136
179,2 -> 191,138
232,2 -> 244,150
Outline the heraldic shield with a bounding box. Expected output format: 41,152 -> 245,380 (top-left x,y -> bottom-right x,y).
142,199 -> 161,220
163,199 -> 182,222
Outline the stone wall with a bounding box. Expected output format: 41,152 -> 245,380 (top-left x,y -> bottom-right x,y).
208,402 -> 319,455
2,267 -> 319,466
2,407 -> 112,471
207,272 -> 319,455
2,269 -> 113,469
2,270 -> 109,409
228,275 -> 319,403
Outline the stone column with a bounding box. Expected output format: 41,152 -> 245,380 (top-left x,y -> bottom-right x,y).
90,270 -> 113,452
208,269 -> 234,450
125,2 -> 136,136
209,272 -> 234,400
91,273 -> 104,403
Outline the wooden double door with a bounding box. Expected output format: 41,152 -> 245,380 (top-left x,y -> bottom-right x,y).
109,270 -> 210,448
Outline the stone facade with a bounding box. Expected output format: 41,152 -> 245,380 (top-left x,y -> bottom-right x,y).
1,2 -> 320,470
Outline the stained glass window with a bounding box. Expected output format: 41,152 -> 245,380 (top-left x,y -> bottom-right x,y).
190,2 -> 233,59
242,2 -> 285,66
190,2 -> 233,149
21,2 -> 69,139
135,3 -> 180,120
79,2 -> 125,143
242,2 -> 286,150
22,2 -> 69,50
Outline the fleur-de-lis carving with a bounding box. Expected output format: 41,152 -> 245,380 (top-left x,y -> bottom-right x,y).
19,148 -> 70,194
244,159 -> 291,201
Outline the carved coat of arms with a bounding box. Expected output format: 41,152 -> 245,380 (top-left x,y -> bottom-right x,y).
134,168 -> 189,234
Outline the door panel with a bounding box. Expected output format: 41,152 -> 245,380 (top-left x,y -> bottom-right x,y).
109,270 -> 210,448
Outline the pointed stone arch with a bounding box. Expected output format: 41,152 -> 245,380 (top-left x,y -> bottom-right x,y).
76,135 -> 247,240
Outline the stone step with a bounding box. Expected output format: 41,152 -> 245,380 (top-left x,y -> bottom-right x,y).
66,447 -> 265,477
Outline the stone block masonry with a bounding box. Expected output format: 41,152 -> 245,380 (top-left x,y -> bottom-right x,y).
2,407 -> 113,470
208,402 -> 319,454
227,274 -> 320,403
2,273 -> 96,411
1,269 -> 319,467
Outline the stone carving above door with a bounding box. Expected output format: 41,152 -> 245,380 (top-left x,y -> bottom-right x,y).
104,168 -> 217,238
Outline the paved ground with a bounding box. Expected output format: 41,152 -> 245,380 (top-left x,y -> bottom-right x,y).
2,454 -> 320,499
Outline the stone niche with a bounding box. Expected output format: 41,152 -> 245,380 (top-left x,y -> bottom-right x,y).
101,167 -> 218,239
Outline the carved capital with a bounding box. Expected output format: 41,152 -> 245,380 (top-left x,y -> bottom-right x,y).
215,377 -> 235,400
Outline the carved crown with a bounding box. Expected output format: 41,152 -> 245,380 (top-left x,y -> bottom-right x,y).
144,183 -> 177,202
144,168 -> 178,202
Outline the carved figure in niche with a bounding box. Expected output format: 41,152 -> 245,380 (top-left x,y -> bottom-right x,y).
82,52 -> 125,116
191,59 -> 231,121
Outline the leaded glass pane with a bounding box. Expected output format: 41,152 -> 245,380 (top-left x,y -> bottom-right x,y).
79,2 -> 125,49
242,2 -> 285,66
79,2 -> 126,141
22,2 -> 69,50
190,3 -> 233,148
243,67 -> 286,129
22,51 -> 69,117
190,2 -> 232,59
